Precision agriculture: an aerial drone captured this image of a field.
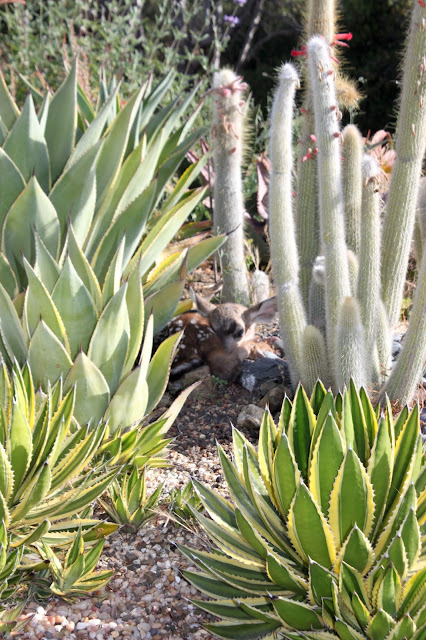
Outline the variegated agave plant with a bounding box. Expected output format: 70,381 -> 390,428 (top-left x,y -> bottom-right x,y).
181,381 -> 425,640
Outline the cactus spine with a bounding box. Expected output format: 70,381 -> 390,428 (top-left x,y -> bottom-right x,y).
380,0 -> 426,327
307,36 -> 351,357
357,155 -> 382,377
212,69 -> 250,305
269,64 -> 306,386
342,125 -> 363,255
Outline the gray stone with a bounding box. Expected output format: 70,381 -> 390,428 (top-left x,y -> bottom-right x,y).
183,365 -> 214,398
238,355 -> 291,392
237,404 -> 265,430
258,385 -> 286,413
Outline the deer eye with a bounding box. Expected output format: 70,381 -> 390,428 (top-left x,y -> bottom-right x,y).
223,321 -> 236,335
235,327 -> 244,338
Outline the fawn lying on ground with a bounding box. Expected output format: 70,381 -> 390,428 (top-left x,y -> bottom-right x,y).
168,291 -> 278,381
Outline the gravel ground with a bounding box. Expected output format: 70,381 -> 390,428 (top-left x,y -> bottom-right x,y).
10,382 -> 259,640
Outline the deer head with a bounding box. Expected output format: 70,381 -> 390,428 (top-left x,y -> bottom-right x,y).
169,292 -> 278,381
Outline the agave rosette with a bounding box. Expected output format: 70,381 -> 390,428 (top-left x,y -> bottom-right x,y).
181,381 -> 425,640
0,61 -> 225,330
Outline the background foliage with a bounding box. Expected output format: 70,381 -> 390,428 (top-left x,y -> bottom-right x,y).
0,0 -> 412,134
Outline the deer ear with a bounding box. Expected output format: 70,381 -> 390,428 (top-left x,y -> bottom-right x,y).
190,289 -> 217,316
243,296 -> 277,325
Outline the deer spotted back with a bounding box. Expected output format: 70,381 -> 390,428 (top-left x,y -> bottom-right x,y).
168,294 -> 277,381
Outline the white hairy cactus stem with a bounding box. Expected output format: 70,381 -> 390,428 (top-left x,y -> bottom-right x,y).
307,36 -> 351,359
383,245 -> 426,406
301,324 -> 331,395
250,269 -> 270,304
358,154 -> 382,382
374,300 -> 392,385
212,69 -> 250,305
335,297 -> 367,391
342,125 -> 363,255
296,0 -> 336,309
381,0 -> 426,327
269,63 -> 307,387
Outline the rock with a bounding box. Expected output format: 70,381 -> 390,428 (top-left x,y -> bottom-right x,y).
237,404 -> 264,430
392,336 -> 402,358
182,365 -> 213,399
182,365 -> 211,387
238,355 -> 291,392
258,385 -> 286,413
157,392 -> 173,409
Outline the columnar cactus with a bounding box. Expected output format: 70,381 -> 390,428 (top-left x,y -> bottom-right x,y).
381,0 -> 426,326
357,155 -> 382,377
266,0 -> 425,405
307,36 -> 351,358
269,64 -> 307,385
212,69 -> 250,305
342,124 -> 363,255
383,245 -> 426,405
296,0 -> 336,307
335,296 -> 367,390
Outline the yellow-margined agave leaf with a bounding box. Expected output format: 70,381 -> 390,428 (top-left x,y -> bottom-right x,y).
367,417 -> 392,535
400,508 -> 421,568
373,483 -> 417,561
287,385 -> 316,481
50,422 -> 106,491
258,410 -> 277,500
334,524 -> 374,575
366,609 -> 394,640
0,443 -> 13,502
328,448 -> 374,549
7,400 -> 32,500
348,380 -> 370,463
232,427 -> 259,478
287,484 -> 336,569
272,431 -> 301,519
386,405 -> 421,516
10,460 -> 51,523
309,412 -> 345,518
273,597 -> 323,630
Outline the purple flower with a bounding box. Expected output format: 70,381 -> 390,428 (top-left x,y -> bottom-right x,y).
224,15 -> 240,25
233,0 -> 247,4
